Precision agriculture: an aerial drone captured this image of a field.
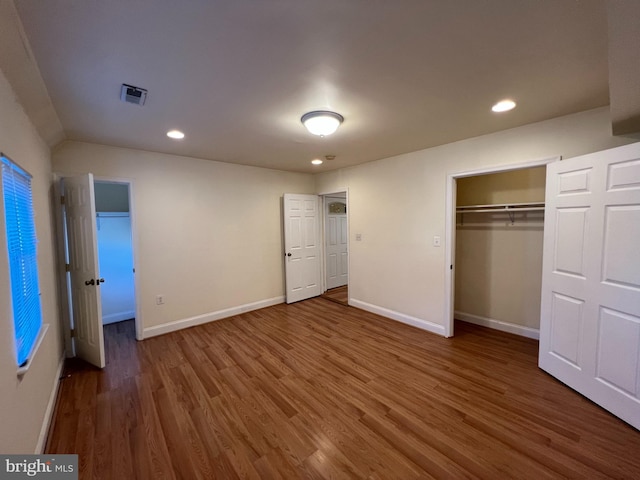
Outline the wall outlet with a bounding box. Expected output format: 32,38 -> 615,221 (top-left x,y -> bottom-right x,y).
156,295 -> 165,305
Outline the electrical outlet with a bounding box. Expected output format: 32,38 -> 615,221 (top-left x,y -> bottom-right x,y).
156,295 -> 164,305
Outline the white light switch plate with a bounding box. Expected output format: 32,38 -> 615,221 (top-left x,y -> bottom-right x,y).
433,235 -> 441,247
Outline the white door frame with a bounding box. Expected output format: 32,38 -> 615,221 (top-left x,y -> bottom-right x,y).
54,175 -> 143,360
318,188 -> 350,301
443,157 -> 559,338
93,177 -> 142,340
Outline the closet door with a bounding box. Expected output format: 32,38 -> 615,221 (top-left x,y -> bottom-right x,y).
539,142 -> 640,429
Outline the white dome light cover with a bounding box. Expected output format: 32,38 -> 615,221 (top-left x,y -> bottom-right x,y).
491,99 -> 516,113
301,111 -> 344,136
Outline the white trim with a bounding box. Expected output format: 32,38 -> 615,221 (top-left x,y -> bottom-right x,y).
455,311 -> 540,340
443,155 -> 560,338
102,310 -> 136,325
16,324 -> 50,376
350,299 -> 446,336
35,355 -> 65,453
93,177 -> 143,341
143,296 -> 285,338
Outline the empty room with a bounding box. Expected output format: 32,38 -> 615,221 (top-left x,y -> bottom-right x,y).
1,1 -> 640,478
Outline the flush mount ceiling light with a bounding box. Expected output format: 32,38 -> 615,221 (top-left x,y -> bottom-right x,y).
491,99 -> 516,113
311,159 -> 323,165
166,129 -> 185,140
301,111 -> 344,136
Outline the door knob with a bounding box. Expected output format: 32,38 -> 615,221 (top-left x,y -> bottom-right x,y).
84,279 -> 95,286
286,253 -> 292,257
97,278 -> 105,284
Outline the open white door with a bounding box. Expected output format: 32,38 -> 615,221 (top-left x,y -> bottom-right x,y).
284,193 -> 322,303
539,142 -> 640,429
64,174 -> 105,368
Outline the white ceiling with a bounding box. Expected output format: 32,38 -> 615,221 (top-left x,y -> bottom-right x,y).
11,0 -> 617,172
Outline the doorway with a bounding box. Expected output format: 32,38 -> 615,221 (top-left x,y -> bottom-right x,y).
444,157 -> 558,337
94,181 -> 136,335
321,190 -> 349,306
57,174 -> 140,368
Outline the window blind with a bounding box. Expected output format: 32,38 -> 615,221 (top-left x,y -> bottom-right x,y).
1,155 -> 42,367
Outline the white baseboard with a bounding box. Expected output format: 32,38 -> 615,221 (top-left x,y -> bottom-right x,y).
36,355 -> 65,453
350,299 -> 446,337
455,311 -> 540,339
102,310 -> 136,325
143,296 -> 285,339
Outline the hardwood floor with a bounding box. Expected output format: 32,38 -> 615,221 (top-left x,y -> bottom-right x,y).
46,299 -> 640,479
321,285 -> 348,306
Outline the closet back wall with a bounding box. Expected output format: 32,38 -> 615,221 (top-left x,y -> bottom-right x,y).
455,167 -> 545,335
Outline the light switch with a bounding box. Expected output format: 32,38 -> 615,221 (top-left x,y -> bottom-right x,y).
355,233 -> 362,241
433,235 -> 441,247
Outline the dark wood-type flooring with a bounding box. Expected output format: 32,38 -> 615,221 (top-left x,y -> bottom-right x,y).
46,299 -> 640,479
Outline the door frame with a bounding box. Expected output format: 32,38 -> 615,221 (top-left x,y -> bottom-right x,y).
443,157 -> 559,338
319,188 -> 350,300
54,174 -> 143,360
93,177 -> 142,340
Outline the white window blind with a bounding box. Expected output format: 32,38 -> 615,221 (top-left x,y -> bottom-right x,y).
1,154 -> 43,367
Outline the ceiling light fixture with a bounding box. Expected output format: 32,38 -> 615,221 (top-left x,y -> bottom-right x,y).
166,129 -> 185,139
491,99 -> 516,113
301,111 -> 344,136
311,159 -> 323,165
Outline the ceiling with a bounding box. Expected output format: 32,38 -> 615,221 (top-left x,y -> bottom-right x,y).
6,1 -> 631,172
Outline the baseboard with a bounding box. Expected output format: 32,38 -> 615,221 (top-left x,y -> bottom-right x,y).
143,296 -> 285,338
455,311 -> 540,339
102,310 -> 136,325
350,299 -> 446,337
36,355 -> 65,453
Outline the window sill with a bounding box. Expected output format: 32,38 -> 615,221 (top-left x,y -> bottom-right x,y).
17,324 -> 49,377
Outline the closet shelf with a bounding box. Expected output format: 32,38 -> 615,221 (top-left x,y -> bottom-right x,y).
456,202 -> 545,214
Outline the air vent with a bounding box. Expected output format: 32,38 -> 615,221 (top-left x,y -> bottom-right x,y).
120,84 -> 147,106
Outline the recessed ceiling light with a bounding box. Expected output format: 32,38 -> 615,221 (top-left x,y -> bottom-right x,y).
311,159 -> 323,165
491,100 -> 516,113
166,129 -> 185,139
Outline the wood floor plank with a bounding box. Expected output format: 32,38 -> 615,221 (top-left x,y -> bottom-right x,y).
46,301 -> 640,479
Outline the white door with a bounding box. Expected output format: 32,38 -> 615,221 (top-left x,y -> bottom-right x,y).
325,197 -> 348,289
539,142 -> 640,429
64,174 -> 105,368
284,193 -> 322,303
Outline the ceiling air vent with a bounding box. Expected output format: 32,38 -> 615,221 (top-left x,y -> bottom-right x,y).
120,84 -> 147,106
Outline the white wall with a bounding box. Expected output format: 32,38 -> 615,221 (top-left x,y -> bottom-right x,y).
314,107 -> 637,335
52,141 -> 314,335
0,68 -> 63,453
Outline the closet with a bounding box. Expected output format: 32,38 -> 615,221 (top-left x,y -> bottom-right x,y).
454,166 -> 545,338
94,182 -> 135,325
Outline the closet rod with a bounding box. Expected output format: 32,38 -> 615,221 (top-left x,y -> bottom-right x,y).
456,206 -> 545,213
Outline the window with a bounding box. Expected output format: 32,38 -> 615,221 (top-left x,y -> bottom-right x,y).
1,154 -> 43,368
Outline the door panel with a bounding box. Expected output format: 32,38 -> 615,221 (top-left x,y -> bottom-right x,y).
64,174 -> 105,368
284,194 -> 322,303
325,197 -> 348,289
540,142 -> 640,429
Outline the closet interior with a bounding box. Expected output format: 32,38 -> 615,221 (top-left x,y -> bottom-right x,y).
454,166 -> 546,339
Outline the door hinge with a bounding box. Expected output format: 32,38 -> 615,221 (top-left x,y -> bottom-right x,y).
69,328 -> 75,338
60,195 -> 65,205
65,263 -> 71,272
